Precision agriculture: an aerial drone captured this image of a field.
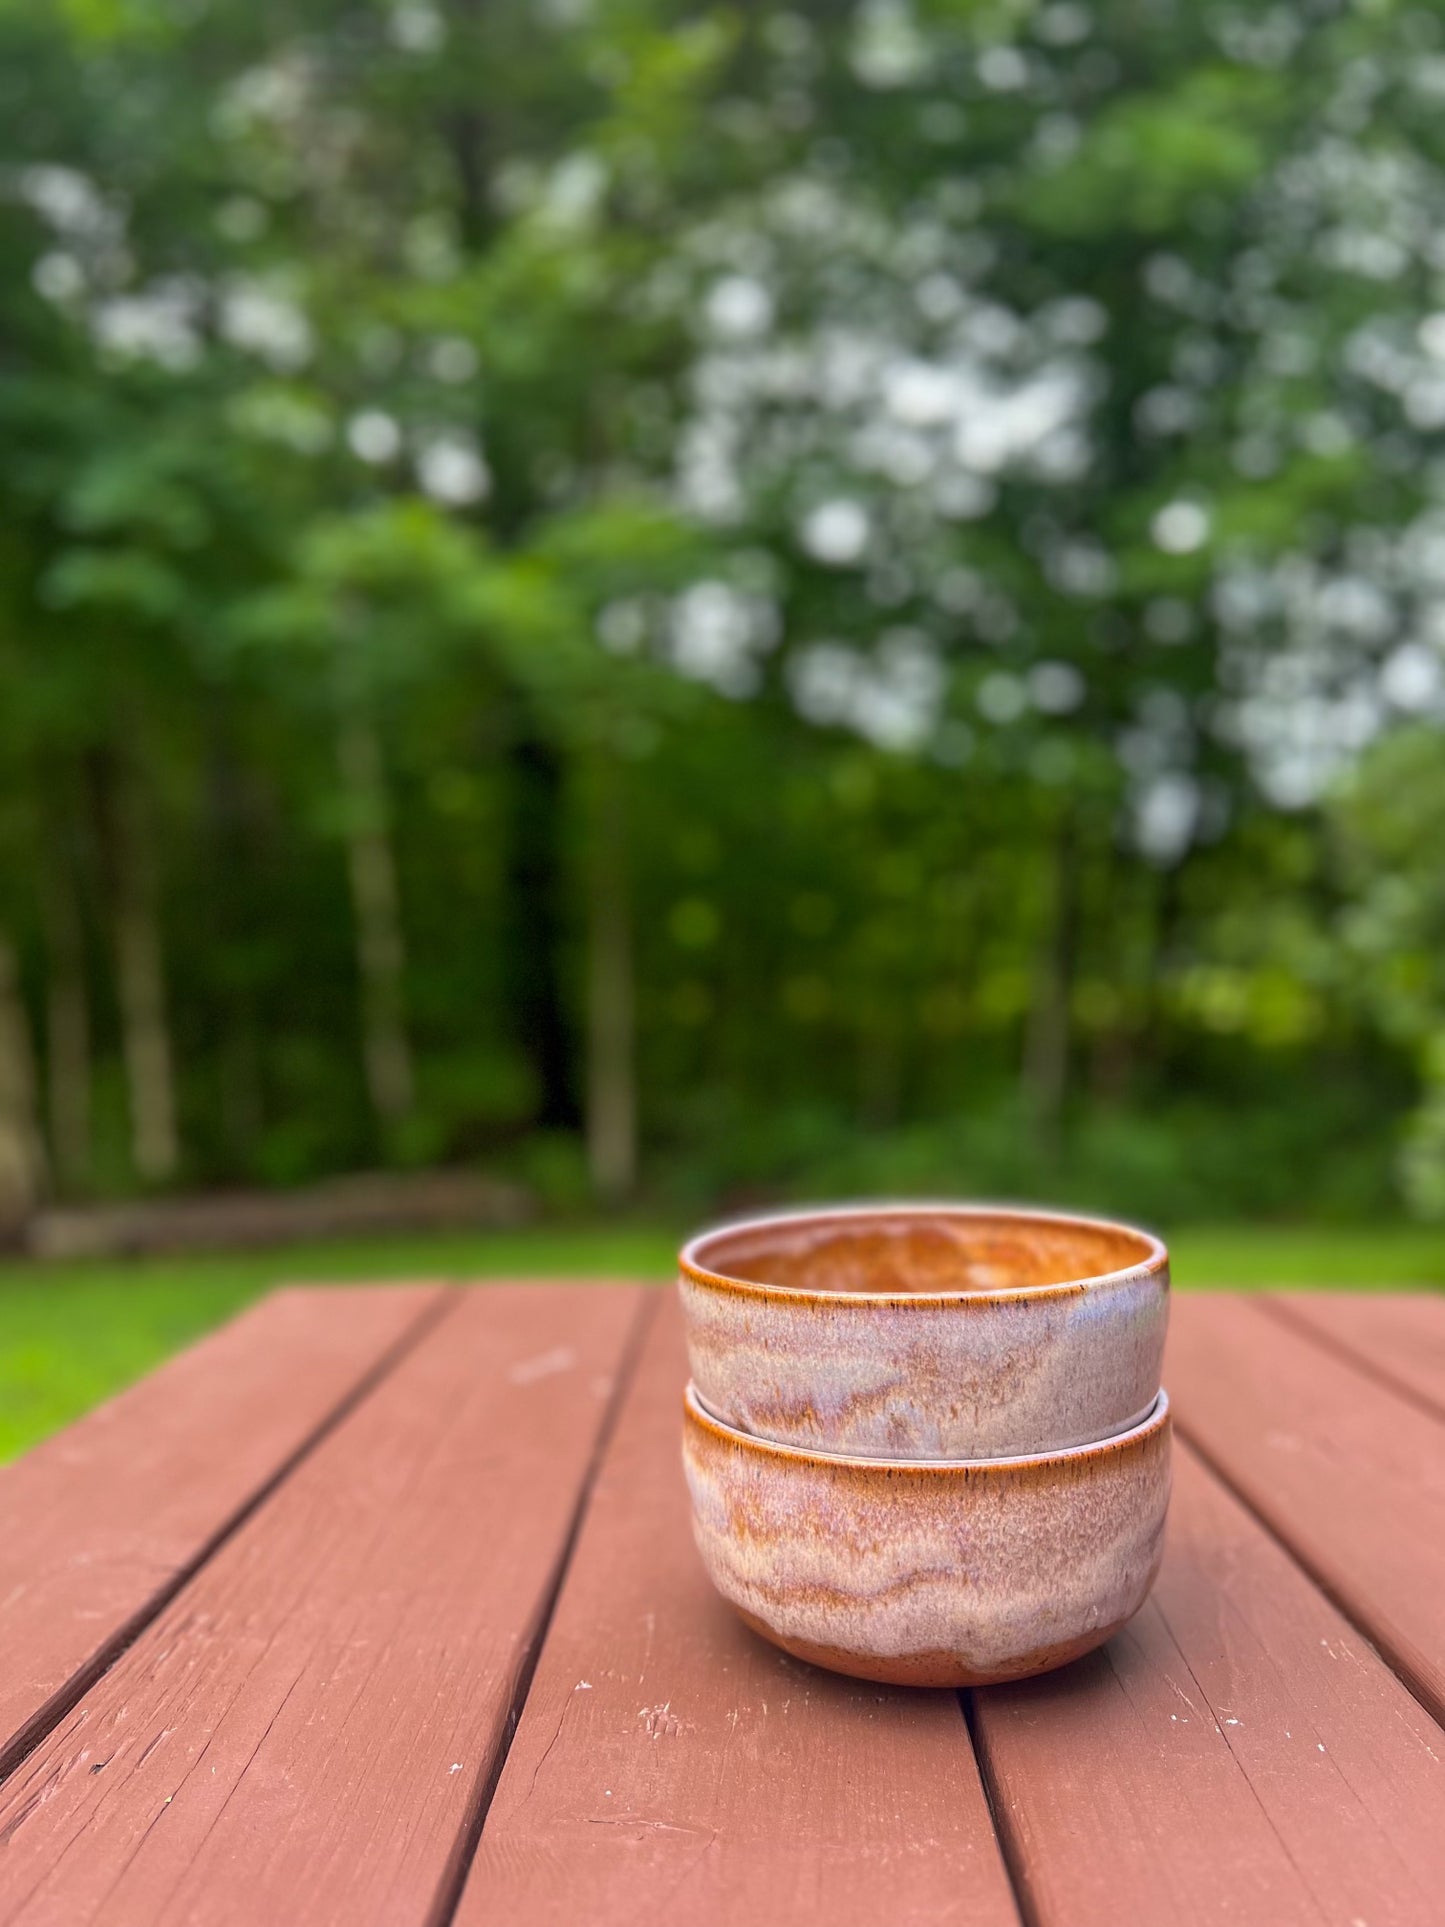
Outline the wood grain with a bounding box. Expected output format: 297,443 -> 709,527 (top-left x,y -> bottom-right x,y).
0,1284 -> 647,1927
458,1295 -> 1020,1927
1167,1292 -> 1445,1725
972,1440 -> 1445,1927
0,1283 -> 444,1777
1265,1290 -> 1445,1420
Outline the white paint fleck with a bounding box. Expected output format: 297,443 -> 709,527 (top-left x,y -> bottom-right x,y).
508,1346 -> 577,1386
449,1763 -> 463,1774
638,1701 -> 692,1740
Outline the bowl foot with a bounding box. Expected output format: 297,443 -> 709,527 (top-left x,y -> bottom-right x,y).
733,1605 -> 1133,1689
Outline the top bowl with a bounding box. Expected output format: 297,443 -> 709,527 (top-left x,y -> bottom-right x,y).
678,1203 -> 1168,1460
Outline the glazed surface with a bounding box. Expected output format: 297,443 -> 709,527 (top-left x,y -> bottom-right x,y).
682,1386 -> 1172,1688
680,1206 -> 1169,1459
687,1208 -> 1157,1296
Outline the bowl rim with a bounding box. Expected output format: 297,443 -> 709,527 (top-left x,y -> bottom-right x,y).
684,1379 -> 1171,1472
679,1201 -> 1168,1309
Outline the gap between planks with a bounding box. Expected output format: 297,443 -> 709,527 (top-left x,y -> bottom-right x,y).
455,1289 -> 1445,1927
0,1285 -> 455,1790
1168,1293 -> 1445,1737
961,1689 -> 1042,1927
967,1433 -> 1445,1927
12,1284 -> 1441,1927
0,1282 -> 660,1927
454,1295 -> 1021,1927
424,1287 -> 659,1927
1258,1291 -> 1445,1429
1171,1411 -> 1440,1733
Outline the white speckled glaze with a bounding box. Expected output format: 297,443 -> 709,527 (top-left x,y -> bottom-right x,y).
683,1382 -> 1171,1687
679,1204 -> 1168,1460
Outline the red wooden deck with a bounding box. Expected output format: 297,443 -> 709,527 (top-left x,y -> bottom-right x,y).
2,1283 -> 1444,1925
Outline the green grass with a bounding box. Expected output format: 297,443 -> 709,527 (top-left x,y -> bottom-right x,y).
0,1224 -> 675,1463
1167,1223 -> 1445,1290
1,1218 -> 1441,1463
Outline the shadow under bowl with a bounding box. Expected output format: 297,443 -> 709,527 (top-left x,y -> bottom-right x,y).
679,1203 -> 1169,1460
683,1380 -> 1171,1689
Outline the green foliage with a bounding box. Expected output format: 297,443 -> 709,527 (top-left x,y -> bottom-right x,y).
1018,69 -> 1280,234
1333,727 -> 1445,1214
0,0 -> 1441,1227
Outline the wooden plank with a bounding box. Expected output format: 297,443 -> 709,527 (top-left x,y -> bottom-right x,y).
0,1283 -> 648,1927
0,1283 -> 444,1777
1266,1290 -> 1445,1420
1167,1293 -> 1445,1726
458,1295 -> 1020,1927
971,1440 -> 1445,1927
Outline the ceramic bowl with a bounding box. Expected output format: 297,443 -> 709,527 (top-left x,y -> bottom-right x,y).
683,1381 -> 1171,1687
679,1204 -> 1168,1460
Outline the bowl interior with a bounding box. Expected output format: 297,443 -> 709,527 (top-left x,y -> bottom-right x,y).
685,1207 -> 1161,1297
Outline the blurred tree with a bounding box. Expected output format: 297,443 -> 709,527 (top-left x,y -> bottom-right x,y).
0,0 -> 1440,1224
0,931 -> 45,1237
1333,726 -> 1445,1216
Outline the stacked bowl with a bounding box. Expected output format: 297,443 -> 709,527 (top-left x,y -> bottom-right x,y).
678,1204 -> 1171,1687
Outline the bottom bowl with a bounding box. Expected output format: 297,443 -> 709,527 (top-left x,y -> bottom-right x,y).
682,1383 -> 1170,1687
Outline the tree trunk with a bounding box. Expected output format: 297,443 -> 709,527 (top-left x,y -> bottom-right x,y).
40,857 -> 92,1193
858,1010 -> 903,1130
203,711 -> 268,1174
1140,859 -> 1183,1069
336,712 -> 414,1127
504,724 -> 580,1130
443,0 -> 493,250
1022,811 -> 1079,1162
584,755 -> 636,1204
1089,1022 -> 1135,1105
106,770 -> 180,1185
1087,844 -> 1134,1106
0,931 -> 46,1241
